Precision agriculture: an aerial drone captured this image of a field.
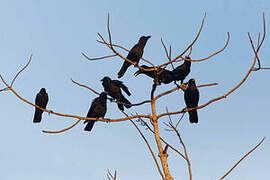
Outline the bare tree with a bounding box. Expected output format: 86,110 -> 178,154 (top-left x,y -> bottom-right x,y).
0,13 -> 268,180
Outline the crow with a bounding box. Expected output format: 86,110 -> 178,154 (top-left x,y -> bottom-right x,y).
118,36 -> 151,78
84,92 -> 107,132
134,65 -> 174,84
33,88 -> 49,123
171,56 -> 191,83
101,76 -> 131,111
184,79 -> 199,123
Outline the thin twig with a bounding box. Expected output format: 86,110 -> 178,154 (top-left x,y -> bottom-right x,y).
98,33 -> 158,72
257,13 -> 266,57
98,15 -> 157,70
175,112 -> 186,129
10,55 -> 32,87
161,38 -> 175,69
96,40 -> 153,67
175,32 -> 230,62
0,55 -> 32,92
107,13 -> 113,48
71,78 -> 100,95
173,13 -> 206,61
220,137 -> 265,180
81,52 -> 117,61
249,33 -> 263,72
161,38 -> 170,60
187,46 -> 192,57
252,13 -> 267,71
42,119 -> 81,134
113,171 -> 117,180
107,169 -> 117,180
256,32 -> 261,69
169,46 -> 172,61
159,13 -> 206,69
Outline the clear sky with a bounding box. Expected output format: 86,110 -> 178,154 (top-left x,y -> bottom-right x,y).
0,0 -> 269,180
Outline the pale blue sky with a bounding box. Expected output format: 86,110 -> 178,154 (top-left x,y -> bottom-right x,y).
0,0 -> 269,180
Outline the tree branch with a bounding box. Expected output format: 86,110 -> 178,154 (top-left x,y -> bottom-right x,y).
158,13 -> 206,69
175,32 -> 230,62
0,74 -> 150,122
107,169 -> 117,180
137,116 -> 186,160
154,82 -> 218,101
158,32 -> 262,119
219,137 -> 265,180
164,108 -> 192,180
122,111 -> 164,179
81,52 -> 117,61
0,55 -> 32,92
42,119 -> 81,134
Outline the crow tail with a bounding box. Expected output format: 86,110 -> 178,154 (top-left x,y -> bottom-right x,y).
117,96 -> 132,111
118,61 -> 131,78
84,120 -> 96,132
33,108 -> 43,123
188,110 -> 198,123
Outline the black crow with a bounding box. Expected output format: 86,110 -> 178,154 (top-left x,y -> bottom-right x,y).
33,88 -> 49,123
172,56 -> 191,83
101,76 -> 131,111
134,65 -> 174,84
118,36 -> 151,78
84,92 -> 107,132
184,79 -> 199,123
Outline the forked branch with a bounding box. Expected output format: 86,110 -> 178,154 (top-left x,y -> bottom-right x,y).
97,14 -> 157,71
164,108 -> 192,180
0,55 -> 32,92
159,13 -> 206,69
158,28 -> 264,119
137,116 -> 186,160
122,111 -> 164,179
175,32 -> 230,62
107,169 -> 117,180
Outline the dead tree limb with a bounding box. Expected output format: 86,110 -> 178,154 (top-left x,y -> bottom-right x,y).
219,137 -> 265,180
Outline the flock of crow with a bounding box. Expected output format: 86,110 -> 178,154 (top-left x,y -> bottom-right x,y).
33,36 -> 200,131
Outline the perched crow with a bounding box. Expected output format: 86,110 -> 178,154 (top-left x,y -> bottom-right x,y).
84,92 -> 107,132
171,56 -> 191,83
134,65 -> 174,84
118,36 -> 151,78
33,88 -> 49,123
184,79 -> 199,123
101,76 -> 131,111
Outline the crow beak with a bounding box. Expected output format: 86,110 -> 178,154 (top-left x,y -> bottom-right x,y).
147,36 -> 151,39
